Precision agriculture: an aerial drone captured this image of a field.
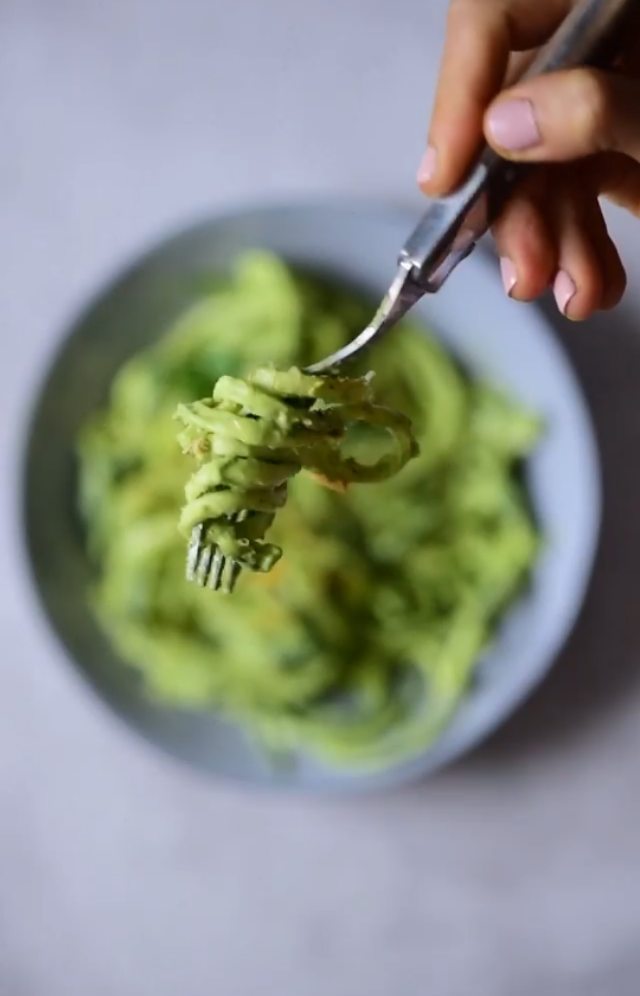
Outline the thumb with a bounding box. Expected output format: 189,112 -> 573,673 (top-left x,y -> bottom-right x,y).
484,69 -> 640,163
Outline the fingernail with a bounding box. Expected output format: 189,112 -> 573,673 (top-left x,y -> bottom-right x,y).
417,145 -> 437,186
553,269 -> 577,316
486,98 -> 541,151
500,257 -> 517,297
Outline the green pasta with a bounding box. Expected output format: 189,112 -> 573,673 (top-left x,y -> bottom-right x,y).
175,366 -> 418,577
77,251 -> 541,770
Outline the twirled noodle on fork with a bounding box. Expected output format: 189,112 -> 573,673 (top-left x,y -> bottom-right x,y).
175,366 -> 418,590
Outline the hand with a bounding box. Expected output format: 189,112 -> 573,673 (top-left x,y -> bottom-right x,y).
418,0 -> 640,319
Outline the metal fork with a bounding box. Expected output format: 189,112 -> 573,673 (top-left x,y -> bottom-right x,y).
188,0 -> 631,591
187,519 -> 243,592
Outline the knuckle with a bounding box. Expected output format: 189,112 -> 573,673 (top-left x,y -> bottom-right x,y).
449,0 -> 474,13
495,195 -> 539,243
573,69 -> 614,151
448,0 -> 492,28
447,0 -> 473,29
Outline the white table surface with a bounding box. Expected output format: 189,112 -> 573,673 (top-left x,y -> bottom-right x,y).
3,2 -> 640,994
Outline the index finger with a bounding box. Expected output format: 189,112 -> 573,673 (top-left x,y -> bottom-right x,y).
419,0 -> 571,196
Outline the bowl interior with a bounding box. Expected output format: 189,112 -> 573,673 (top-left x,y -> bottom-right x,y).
22,202 -> 601,792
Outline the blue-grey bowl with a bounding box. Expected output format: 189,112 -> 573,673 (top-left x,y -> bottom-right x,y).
21,201 -> 601,792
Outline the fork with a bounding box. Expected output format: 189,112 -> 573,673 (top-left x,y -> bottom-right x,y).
187,519 -> 243,592
187,0 -> 632,591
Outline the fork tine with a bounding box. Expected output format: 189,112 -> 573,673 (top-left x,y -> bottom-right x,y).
195,542 -> 213,586
208,548 -> 225,590
225,560 -> 242,593
186,525 -> 203,581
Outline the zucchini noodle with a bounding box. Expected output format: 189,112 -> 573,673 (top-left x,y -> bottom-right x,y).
175,367 -> 418,575
77,251 -> 541,770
